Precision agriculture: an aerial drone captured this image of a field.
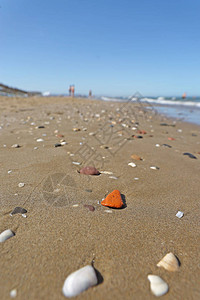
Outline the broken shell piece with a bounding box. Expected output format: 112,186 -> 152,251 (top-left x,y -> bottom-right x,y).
62,265 -> 98,297
150,166 -> 159,170
11,144 -> 20,148
18,182 -> 25,188
36,138 -> 44,142
128,162 -> 137,168
157,252 -> 180,272
72,162 -> 81,165
176,211 -> 184,218
10,207 -> 27,216
0,229 -> 15,243
148,275 -> 168,297
73,128 -> 81,132
100,171 -> 113,175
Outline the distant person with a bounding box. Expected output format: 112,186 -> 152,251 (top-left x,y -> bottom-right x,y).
71,85 -> 75,97
68,85 -> 71,96
89,90 -> 92,98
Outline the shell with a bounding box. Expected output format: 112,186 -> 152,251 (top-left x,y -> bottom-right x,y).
128,162 -> 137,168
79,166 -> 100,175
148,275 -> 168,297
10,207 -> 27,216
0,229 -> 15,243
62,265 -> 98,297
131,154 -> 142,160
157,252 -> 180,272
176,211 -> 184,218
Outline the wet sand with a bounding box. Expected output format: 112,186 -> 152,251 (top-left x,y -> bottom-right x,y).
0,96 -> 200,299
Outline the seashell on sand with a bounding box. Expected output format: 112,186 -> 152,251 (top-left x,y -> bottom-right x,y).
148,275 -> 168,297
0,229 -> 15,243
157,252 -> 180,272
62,265 -> 98,297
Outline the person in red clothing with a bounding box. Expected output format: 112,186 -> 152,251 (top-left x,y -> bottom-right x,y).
71,85 -> 75,97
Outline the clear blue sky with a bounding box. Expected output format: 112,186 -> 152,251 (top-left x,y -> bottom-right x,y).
0,0 -> 199,97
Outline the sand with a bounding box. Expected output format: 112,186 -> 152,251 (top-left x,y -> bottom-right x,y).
0,96 -> 200,299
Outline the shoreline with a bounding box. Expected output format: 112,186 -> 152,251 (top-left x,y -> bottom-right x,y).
0,96 -> 200,299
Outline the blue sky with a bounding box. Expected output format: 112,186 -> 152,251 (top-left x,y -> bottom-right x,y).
0,0 -> 199,97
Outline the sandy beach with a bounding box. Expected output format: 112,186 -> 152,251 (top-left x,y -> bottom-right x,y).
0,96 -> 200,300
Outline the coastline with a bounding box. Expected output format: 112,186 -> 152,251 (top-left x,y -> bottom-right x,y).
0,96 -> 200,299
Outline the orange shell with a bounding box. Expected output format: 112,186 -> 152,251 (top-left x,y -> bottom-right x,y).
101,190 -> 123,208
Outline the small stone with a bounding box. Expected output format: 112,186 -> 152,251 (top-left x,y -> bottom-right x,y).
36,138 -> 44,142
84,204 -> 95,212
11,144 -> 20,148
10,289 -> 17,298
79,166 -> 100,175
128,162 -> 137,168
162,144 -> 172,148
176,211 -> 184,218
54,143 -> 62,147
101,190 -> 124,208
18,183 -> 25,188
131,154 -> 142,160
73,128 -> 81,132
10,207 -> 27,216
168,137 -> 175,141
37,125 -> 45,129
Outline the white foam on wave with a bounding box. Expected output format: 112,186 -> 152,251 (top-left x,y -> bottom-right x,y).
140,98 -> 200,108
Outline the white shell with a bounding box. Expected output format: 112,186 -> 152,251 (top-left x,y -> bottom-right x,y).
18,182 -> 25,188
176,211 -> 184,218
10,289 -> 17,298
128,162 -> 137,168
62,265 -> 97,297
36,138 -> 44,142
157,252 -> 180,272
150,166 -> 159,170
0,229 -> 15,243
148,275 -> 168,297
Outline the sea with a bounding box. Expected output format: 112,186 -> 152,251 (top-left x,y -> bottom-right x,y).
100,96 -> 200,126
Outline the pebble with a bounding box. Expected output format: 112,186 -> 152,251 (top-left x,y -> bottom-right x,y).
150,166 -> 159,170
36,138 -> 44,142
162,144 -> 172,148
84,204 -> 95,212
79,166 -> 100,175
104,210 -> 112,213
54,143 -> 62,147
183,152 -> 197,159
148,275 -> 169,297
131,154 -> 142,160
11,144 -> 20,148
176,211 -> 184,218
101,190 -> 124,208
62,265 -> 98,297
18,182 -> 25,188
0,229 -> 15,242
10,207 -> 27,216
10,289 -> 17,298
168,137 -> 175,141
128,162 -> 137,168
